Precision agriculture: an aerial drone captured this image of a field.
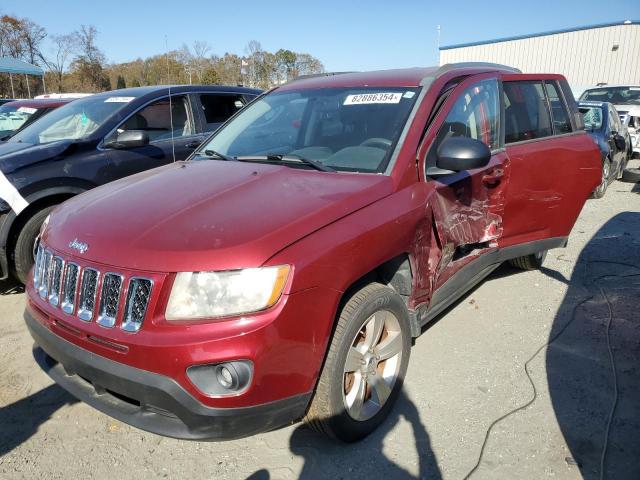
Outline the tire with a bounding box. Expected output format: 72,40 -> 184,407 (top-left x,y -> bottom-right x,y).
621,167 -> 640,183
13,206 -> 55,284
304,283 -> 411,442
592,158 -> 611,199
508,250 -> 547,271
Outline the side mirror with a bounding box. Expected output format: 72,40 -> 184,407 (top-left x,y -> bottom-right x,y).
104,130 -> 149,149
430,137 -> 491,175
614,134 -> 626,151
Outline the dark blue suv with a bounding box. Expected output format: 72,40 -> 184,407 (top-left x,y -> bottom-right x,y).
0,85 -> 261,282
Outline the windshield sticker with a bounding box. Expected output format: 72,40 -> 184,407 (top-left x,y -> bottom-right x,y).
344,93 -> 402,105
403,91 -> 416,99
17,107 -> 37,114
104,96 -> 135,103
0,171 -> 28,215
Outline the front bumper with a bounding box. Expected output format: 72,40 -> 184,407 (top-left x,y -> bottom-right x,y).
26,309 -> 311,440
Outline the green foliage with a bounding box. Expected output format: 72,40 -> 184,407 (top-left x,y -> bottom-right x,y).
200,68 -> 220,85
116,75 -> 126,89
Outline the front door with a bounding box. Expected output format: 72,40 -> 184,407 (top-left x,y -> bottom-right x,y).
417,74 -> 510,306
102,94 -> 203,182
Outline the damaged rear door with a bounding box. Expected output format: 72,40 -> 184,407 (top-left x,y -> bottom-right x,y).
417,74 -> 509,310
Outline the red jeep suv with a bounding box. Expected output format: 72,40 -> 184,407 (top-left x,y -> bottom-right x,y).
25,63 -> 601,442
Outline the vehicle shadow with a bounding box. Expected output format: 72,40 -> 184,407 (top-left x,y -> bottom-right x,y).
247,389 -> 442,479
290,389 -> 441,480
545,211 -> 640,479
0,383 -> 77,457
0,277 -> 24,295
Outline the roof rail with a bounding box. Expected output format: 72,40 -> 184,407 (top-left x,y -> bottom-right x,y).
288,71 -> 357,83
439,62 -> 522,75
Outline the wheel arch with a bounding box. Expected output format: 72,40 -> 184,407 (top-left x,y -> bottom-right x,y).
1,183 -> 93,273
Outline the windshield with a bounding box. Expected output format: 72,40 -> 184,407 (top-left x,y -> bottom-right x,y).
580,86 -> 640,105
10,95 -> 135,145
579,107 -> 603,130
196,87 -> 420,173
0,105 -> 36,137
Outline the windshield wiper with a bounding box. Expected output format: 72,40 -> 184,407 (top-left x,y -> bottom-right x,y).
196,149 -> 236,162
235,154 -> 335,172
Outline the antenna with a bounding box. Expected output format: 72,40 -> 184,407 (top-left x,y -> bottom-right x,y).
165,35 -> 176,162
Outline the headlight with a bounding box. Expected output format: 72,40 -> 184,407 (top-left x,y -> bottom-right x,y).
165,265 -> 290,320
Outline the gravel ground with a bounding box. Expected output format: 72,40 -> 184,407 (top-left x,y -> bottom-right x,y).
1,167 -> 639,480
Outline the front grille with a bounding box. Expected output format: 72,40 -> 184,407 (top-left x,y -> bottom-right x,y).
122,278 -> 153,332
97,273 -> 123,328
33,247 -> 154,333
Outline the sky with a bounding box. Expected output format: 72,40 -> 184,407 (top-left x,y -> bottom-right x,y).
4,0 -> 640,71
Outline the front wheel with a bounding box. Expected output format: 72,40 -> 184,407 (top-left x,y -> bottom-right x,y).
509,250 -> 547,271
304,283 -> 411,442
13,206 -> 55,284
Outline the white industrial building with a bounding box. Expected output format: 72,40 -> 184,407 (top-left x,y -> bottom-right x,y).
439,20 -> 640,96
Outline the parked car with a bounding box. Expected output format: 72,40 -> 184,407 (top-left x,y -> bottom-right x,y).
25,64 -> 601,443
0,98 -> 75,140
579,85 -> 640,112
578,101 -> 631,197
619,105 -> 640,158
0,85 -> 261,283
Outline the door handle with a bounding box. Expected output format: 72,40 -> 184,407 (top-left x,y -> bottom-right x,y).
482,168 -> 504,187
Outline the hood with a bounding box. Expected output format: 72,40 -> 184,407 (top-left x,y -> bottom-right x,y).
613,104 -> 640,115
0,140 -> 77,174
43,160 -> 393,272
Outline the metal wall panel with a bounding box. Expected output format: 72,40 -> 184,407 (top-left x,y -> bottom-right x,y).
440,24 -> 640,93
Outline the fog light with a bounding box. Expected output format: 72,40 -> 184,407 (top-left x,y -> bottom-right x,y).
216,365 -> 235,389
187,360 -> 253,396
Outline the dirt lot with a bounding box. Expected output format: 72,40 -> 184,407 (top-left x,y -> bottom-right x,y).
1,170 -> 639,480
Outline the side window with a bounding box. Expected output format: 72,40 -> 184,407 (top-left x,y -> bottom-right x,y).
200,94 -> 245,132
545,82 -> 572,134
609,109 -> 620,132
118,95 -> 193,142
431,78 -> 500,153
503,81 -> 553,143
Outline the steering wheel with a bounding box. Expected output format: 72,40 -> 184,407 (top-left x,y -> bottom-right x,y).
360,138 -> 392,150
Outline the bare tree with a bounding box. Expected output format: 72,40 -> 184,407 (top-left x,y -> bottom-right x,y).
21,19 -> 46,65
41,34 -> 77,91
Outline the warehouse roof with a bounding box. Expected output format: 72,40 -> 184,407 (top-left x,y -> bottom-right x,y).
440,20 -> 639,51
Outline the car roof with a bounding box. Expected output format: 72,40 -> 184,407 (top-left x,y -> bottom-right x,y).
277,63 -> 522,91
89,85 -> 263,100
578,100 -> 609,108
2,98 -> 73,108
582,85 -> 640,91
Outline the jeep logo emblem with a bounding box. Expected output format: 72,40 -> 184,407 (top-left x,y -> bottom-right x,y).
69,238 -> 89,254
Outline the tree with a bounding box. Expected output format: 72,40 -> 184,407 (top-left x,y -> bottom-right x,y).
275,49 -> 296,83
116,74 -> 126,89
69,25 -> 109,91
41,33 -> 77,91
200,67 -> 220,85
21,19 -> 47,65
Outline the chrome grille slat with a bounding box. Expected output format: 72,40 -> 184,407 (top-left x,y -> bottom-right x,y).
61,263 -> 79,314
33,245 -> 44,290
48,257 -> 64,306
38,250 -> 53,299
122,278 -> 153,333
97,273 -> 123,328
78,268 -> 99,321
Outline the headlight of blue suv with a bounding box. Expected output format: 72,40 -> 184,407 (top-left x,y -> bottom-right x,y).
165,265 -> 290,320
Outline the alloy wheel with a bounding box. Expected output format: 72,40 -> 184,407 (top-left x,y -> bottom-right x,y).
343,310 -> 403,421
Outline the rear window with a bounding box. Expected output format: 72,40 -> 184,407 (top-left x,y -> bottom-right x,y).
503,81 -> 552,144
200,94 -> 246,132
